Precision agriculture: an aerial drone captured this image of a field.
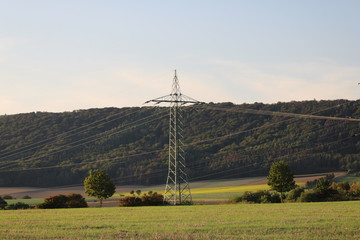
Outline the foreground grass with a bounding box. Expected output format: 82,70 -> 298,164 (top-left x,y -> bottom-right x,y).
0,201 -> 359,239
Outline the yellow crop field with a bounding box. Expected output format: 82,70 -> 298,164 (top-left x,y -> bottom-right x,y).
191,184 -> 270,194
119,181 -> 307,202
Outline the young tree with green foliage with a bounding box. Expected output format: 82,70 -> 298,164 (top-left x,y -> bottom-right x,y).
0,196 -> 7,209
84,169 -> 115,207
267,161 -> 296,202
315,177 -> 332,193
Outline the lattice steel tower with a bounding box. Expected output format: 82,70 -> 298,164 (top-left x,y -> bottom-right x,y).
146,70 -> 201,205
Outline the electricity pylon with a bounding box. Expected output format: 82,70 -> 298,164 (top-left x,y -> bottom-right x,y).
145,70 -> 201,205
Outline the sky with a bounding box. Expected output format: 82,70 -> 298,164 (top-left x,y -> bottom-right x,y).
0,0 -> 359,115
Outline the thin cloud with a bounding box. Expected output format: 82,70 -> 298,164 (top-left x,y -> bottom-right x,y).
199,58 -> 360,103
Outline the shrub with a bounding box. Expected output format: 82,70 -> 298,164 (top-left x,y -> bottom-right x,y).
298,190 -> 321,202
329,182 -> 350,197
315,177 -> 332,192
3,195 -> 14,200
335,182 -> 350,191
141,191 -> 165,206
0,197 -> 7,209
233,190 -> 280,204
37,193 -> 88,209
305,173 -> 335,189
241,191 -> 262,203
119,191 -> 166,207
22,195 -> 32,199
259,191 -> 281,203
65,194 -> 88,208
37,194 -> 68,209
5,202 -> 31,210
119,196 -> 142,207
313,176 -> 340,199
286,187 -> 305,201
231,195 -> 242,203
349,182 -> 360,197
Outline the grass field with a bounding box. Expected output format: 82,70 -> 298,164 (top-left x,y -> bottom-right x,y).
5,198 -> 42,205
0,201 -> 359,239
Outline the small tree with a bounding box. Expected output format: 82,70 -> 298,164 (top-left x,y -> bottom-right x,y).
315,176 -> 332,194
0,196 -> 7,209
84,169 -> 115,207
267,160 -> 296,202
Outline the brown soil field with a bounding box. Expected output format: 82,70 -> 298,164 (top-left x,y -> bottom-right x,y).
0,185 -> 145,199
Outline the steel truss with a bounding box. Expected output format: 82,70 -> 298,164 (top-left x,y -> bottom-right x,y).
146,70 -> 201,205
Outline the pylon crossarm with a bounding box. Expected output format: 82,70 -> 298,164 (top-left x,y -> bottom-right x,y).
180,93 -> 204,104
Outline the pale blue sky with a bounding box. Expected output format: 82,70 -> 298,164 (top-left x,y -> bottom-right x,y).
0,0 -> 359,114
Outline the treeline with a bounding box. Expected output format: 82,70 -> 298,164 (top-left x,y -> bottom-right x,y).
0,100 -> 359,187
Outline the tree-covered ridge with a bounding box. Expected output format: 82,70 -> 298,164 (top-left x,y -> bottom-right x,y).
0,99 -> 359,187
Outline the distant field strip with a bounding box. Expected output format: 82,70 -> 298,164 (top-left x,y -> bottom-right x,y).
191,184 -> 270,194
118,184 -> 272,201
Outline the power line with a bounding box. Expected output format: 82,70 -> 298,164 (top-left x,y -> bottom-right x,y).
0,100 -> 352,166
0,149 -> 166,173
0,100 -> 355,172
0,100 -> 357,190
4,123 -> 354,193
0,107 -> 146,160
198,101 -> 360,122
0,109 -> 169,170
0,102 -> 354,176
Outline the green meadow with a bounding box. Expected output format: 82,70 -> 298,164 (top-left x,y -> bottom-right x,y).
1,201 -> 359,239
5,198 -> 43,206
334,175 -> 360,183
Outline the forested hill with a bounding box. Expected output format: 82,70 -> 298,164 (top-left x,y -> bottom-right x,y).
0,99 -> 359,187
